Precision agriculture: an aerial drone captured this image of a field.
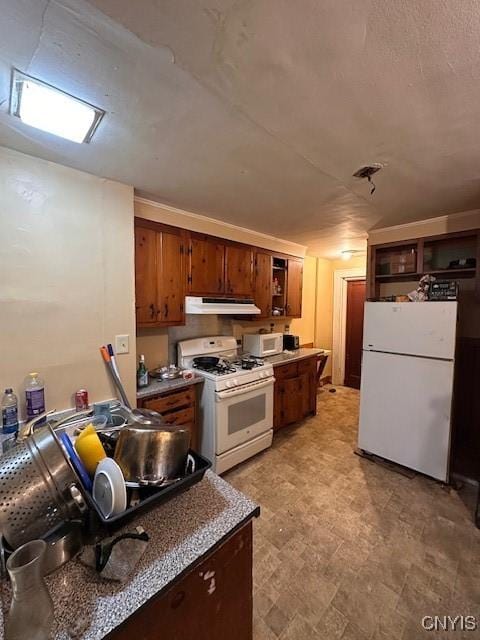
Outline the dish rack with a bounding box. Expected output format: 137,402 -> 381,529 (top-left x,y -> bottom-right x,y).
82,450 -> 211,535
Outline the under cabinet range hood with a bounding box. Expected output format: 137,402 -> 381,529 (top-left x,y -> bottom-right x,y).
185,296 -> 261,315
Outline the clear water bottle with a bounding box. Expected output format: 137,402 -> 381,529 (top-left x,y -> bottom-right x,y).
1,388 -> 18,434
25,373 -> 46,421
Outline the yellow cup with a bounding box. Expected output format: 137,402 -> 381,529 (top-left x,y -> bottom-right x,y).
75,424 -> 106,475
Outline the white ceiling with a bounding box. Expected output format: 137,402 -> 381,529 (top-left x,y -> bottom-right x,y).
1,1 -> 480,257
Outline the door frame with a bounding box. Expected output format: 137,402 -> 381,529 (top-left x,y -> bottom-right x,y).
332,267 -> 366,386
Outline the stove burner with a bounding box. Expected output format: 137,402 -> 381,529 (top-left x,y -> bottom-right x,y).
231,355 -> 265,370
192,360 -> 237,375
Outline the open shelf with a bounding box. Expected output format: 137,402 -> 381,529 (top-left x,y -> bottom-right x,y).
375,272 -> 420,281
423,268 -> 476,278
368,229 -> 480,300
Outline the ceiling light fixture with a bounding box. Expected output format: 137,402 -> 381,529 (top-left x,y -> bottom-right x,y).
341,249 -> 360,261
353,164 -> 382,195
10,69 -> 105,143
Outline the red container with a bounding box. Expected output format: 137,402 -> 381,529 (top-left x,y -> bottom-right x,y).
75,389 -> 89,412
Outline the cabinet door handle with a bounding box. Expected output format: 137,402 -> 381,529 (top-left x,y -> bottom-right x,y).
164,303 -> 169,318
149,303 -> 155,319
218,278 -> 222,292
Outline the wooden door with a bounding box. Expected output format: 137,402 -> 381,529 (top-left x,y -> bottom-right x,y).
344,279 -> 366,389
298,373 -> 311,417
156,230 -> 185,325
273,380 -> 284,430
299,357 -> 318,415
188,235 -> 225,295
135,226 -> 158,325
254,251 -> 272,317
109,523 -> 253,640
286,259 -> 303,317
225,245 -> 254,296
282,377 -> 303,425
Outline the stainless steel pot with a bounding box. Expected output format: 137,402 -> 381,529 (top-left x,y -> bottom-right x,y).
114,426 -> 191,486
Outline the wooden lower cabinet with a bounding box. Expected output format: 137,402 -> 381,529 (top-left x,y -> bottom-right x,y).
107,522 -> 254,640
137,384 -> 200,451
273,356 -> 318,431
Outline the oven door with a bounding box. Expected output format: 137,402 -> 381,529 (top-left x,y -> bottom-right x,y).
214,378 -> 274,454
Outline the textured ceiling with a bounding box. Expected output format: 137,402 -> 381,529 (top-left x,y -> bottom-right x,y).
1,1 -> 480,256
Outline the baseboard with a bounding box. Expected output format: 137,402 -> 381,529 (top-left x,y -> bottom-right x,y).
319,375 -> 331,387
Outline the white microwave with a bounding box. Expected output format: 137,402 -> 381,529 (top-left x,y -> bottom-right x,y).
243,332 -> 283,358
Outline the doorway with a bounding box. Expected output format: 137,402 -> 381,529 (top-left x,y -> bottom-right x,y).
332,267 -> 366,386
344,280 -> 366,389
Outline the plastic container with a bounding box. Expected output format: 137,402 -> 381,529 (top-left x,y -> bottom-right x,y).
25,373 -> 45,421
1,388 -> 18,434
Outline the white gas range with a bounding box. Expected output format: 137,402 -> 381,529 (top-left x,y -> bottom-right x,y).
177,336 -> 274,473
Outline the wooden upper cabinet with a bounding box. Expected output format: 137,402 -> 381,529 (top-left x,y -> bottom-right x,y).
135,226 -> 158,325
135,219 -> 186,328
254,251 -> 272,318
188,235 -> 225,295
286,259 -> 303,317
134,217 -> 304,326
225,245 -> 254,297
157,229 -> 185,325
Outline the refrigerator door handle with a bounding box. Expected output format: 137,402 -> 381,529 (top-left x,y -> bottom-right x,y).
364,348 -> 453,362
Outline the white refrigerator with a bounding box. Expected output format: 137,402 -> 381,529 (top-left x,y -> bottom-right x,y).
358,301 -> 458,482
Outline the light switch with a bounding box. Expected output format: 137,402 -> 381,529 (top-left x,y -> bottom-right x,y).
115,334 -> 129,354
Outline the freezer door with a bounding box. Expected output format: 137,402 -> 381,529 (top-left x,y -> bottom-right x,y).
358,350 -> 454,481
363,301 -> 457,359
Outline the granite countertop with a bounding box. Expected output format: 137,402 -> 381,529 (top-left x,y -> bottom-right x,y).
136,374 -> 204,400
265,347 -> 331,366
0,472 -> 258,640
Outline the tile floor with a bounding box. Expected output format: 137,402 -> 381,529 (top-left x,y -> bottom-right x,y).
225,385 -> 480,640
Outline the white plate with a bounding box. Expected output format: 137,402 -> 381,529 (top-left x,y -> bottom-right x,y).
93,458 -> 127,519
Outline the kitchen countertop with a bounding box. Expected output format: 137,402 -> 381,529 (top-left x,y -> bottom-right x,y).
0,471 -> 258,640
136,374 -> 204,400
265,347 -> 331,366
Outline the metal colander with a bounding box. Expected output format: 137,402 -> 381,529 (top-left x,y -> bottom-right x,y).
0,426 -> 86,549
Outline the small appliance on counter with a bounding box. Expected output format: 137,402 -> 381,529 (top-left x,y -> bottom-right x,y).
428,280 -> 459,301
242,332 -> 283,358
283,334 -> 300,350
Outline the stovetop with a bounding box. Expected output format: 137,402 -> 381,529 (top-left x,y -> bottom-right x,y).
192,360 -> 237,376
177,336 -> 274,390
192,355 -> 265,376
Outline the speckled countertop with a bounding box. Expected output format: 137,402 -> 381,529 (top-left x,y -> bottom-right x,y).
265,347 -> 331,366
0,472 -> 258,640
136,374 -> 204,400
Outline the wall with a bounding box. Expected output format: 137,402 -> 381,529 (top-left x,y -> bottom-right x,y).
0,146 -> 136,417
316,254 -> 367,380
314,258 -> 334,377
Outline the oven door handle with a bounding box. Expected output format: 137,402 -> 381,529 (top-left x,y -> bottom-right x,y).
215,378 -> 274,400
